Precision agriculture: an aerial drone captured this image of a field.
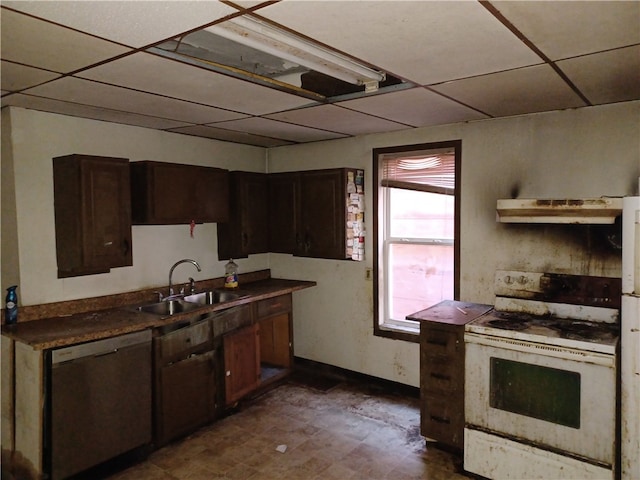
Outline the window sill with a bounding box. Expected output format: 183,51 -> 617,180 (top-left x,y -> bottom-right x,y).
375,322 -> 420,343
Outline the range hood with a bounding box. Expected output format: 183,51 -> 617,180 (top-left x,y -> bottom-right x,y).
496,197 -> 623,224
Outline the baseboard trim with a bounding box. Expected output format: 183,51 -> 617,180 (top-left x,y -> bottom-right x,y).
292,356 -> 419,398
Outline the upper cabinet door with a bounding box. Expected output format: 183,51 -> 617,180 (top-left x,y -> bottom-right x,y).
268,172 -> 300,255
217,172 -> 269,260
298,169 -> 348,260
53,154 -> 133,278
130,161 -> 229,225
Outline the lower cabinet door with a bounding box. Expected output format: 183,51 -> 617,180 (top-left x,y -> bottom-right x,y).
223,323 -> 260,406
259,313 -> 291,368
156,350 -> 216,445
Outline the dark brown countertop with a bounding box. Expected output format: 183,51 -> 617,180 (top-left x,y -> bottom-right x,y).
406,300 -> 493,326
1,277 -> 316,350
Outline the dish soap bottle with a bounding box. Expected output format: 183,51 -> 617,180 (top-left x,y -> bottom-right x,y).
5,285 -> 18,325
224,259 -> 239,289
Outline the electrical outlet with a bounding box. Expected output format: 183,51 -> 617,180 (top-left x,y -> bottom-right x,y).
365,268 -> 373,281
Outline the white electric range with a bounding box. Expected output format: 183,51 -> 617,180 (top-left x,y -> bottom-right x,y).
464,270 -> 621,480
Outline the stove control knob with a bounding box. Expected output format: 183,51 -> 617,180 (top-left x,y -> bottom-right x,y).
518,275 -> 527,285
504,275 -> 512,284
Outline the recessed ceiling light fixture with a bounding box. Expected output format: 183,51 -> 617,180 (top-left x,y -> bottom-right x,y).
206,15 -> 386,92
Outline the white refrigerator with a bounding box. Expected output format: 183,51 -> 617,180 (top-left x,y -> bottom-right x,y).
621,194 -> 640,480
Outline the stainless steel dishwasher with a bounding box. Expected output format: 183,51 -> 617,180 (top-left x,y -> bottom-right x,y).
48,330 -> 152,480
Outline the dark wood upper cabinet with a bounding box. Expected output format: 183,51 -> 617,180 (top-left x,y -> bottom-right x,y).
217,171 -> 269,260
268,172 -> 299,254
220,167 -> 363,260
269,168 -> 363,260
53,154 -> 133,278
298,169 -> 348,259
130,161 -> 229,225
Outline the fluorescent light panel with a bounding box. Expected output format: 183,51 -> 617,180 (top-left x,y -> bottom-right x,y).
206,16 -> 385,88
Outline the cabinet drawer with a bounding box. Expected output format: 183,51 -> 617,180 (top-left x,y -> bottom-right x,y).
157,319 -> 212,362
422,359 -> 462,393
421,328 -> 461,357
257,294 -> 291,318
210,304 -> 253,337
421,394 -> 464,448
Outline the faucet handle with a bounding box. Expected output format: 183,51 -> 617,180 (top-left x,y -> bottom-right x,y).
154,291 -> 163,302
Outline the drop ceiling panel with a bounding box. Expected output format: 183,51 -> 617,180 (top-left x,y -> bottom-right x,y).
2,93 -> 191,130
265,104 -> 410,136
492,1 -> 640,60
431,64 -> 586,117
24,76 -> 249,124
2,1 -> 237,48
558,46 -> 640,105
1,8 -> 130,72
78,52 -> 315,115
1,1 -> 638,147
212,117 -> 347,143
168,124 -> 293,148
337,88 -> 488,127
258,1 -> 542,85
1,61 -> 59,91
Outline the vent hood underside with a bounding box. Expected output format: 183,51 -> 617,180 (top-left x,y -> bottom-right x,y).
497,197 -> 623,224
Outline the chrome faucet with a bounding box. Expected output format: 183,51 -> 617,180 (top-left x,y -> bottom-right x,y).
168,259 -> 201,297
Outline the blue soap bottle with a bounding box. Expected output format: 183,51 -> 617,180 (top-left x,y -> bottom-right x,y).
5,285 -> 18,325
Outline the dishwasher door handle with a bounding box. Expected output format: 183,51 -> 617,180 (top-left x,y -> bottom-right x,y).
94,348 -> 119,358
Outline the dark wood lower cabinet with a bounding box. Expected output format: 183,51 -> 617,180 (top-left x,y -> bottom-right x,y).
153,295 -> 295,444
410,300 -> 492,451
259,313 -> 291,368
223,323 -> 260,406
153,318 -> 215,446
156,351 -> 216,445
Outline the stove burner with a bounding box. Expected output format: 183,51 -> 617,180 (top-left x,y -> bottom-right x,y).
487,319 -> 529,331
548,321 -> 618,341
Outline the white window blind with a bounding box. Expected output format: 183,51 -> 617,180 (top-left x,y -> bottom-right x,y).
381,153 -> 455,195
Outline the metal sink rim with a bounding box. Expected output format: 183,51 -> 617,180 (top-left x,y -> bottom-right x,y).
136,299 -> 202,316
183,289 -> 248,305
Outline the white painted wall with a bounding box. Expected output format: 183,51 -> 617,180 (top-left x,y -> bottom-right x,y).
1,107 -> 267,305
2,102 -> 638,388
268,101 -> 640,387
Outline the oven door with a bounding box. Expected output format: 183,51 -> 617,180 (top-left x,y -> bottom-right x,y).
465,332 -> 616,465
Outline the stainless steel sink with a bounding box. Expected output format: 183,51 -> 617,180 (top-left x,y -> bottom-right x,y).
184,289 -> 245,305
137,299 -> 202,316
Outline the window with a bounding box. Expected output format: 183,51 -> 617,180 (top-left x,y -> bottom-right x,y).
373,141 -> 460,341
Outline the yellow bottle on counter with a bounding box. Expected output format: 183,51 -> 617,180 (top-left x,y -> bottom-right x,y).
224,259 -> 239,289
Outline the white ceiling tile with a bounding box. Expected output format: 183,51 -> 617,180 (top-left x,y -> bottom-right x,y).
25,76 -> 249,124
168,125 -> 293,148
558,46 -> 640,105
78,52 -> 315,115
265,104 -> 409,136
337,88 -> 488,127
431,65 -> 586,117
213,117 -> 347,143
3,1 -> 237,48
1,61 -> 59,91
492,1 -> 640,60
0,8 -> 131,72
259,1 -> 542,85
1,93 -> 191,130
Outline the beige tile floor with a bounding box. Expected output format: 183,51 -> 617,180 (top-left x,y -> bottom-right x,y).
108,376 -> 472,480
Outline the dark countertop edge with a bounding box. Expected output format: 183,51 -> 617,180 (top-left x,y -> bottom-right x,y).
1,277 -> 316,350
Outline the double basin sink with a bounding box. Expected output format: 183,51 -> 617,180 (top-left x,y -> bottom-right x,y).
137,289 -> 247,317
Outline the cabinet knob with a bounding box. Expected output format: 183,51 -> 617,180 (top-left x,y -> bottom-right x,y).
226,370 -> 231,377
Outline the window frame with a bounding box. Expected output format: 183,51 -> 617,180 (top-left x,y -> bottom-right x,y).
372,140 -> 462,342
